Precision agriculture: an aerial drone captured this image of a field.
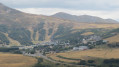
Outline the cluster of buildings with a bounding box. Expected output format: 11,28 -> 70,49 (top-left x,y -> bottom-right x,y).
40,41 -> 59,45
18,45 -> 38,50
73,35 -> 108,51
40,40 -> 70,46
82,35 -> 106,44
73,46 -> 88,51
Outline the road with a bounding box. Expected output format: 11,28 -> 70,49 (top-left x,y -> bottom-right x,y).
24,51 -> 57,63
24,51 -> 93,67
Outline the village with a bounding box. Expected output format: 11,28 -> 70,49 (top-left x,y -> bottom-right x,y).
0,34 -> 108,56
0,34 -> 110,67
15,35 -> 107,56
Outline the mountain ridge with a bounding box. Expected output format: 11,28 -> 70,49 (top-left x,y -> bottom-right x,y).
0,3 -> 75,45
0,3 -> 119,46
52,12 -> 118,23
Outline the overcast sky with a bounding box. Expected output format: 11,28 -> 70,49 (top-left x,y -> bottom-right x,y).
0,0 -> 119,20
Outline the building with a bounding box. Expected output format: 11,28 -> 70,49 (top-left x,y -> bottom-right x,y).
82,35 -> 102,44
73,46 -> 88,51
79,46 -> 88,50
73,47 -> 79,51
19,46 -> 34,50
82,39 -> 88,44
88,35 -> 102,41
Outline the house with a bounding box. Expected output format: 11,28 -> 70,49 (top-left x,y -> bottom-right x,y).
73,46 -> 88,51
73,47 -> 79,51
103,40 -> 108,43
88,35 -> 102,41
19,46 -> 34,50
82,39 -> 88,44
79,46 -> 88,50
82,35 -> 102,44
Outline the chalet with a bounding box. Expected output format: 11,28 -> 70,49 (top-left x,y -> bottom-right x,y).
19,46 -> 34,50
73,47 -> 79,51
89,35 -> 102,41
73,46 -> 88,51
82,35 -> 102,44
82,39 -> 88,44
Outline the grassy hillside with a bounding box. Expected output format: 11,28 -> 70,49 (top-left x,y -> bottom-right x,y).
4,33 -> 21,46
0,22 -> 118,46
105,34 -> 119,43
47,48 -> 119,63
0,53 -> 37,67
0,3 -> 119,46
34,57 -> 80,67
103,28 -> 119,43
73,23 -> 119,29
81,32 -> 94,36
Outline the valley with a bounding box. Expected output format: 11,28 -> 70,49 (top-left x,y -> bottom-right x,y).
0,2 -> 119,67
0,3 -> 119,46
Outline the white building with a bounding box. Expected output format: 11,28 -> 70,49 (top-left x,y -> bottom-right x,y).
19,46 -> 34,50
82,39 -> 88,44
73,46 -> 88,51
73,47 -> 79,51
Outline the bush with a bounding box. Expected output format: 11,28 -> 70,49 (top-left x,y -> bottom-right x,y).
12,50 -> 22,54
56,63 -> 60,65
0,47 -> 19,52
37,58 -> 43,63
78,60 -> 86,65
87,64 -> 96,66
98,59 -> 119,67
56,55 -> 81,60
88,60 -> 95,63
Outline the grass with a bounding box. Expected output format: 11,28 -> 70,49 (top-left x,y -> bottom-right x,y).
34,57 -> 80,67
73,23 -> 119,29
47,48 -> 119,63
4,33 -> 21,46
105,34 -> 119,43
0,52 -> 37,67
56,55 -> 81,60
47,54 -> 77,63
81,32 -> 94,36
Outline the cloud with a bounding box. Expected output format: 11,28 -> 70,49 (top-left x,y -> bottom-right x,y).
17,8 -> 119,20
0,0 -> 119,20
0,0 -> 119,10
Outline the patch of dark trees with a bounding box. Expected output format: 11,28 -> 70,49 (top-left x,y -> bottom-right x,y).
108,42 -> 119,48
0,47 -> 22,54
98,59 -> 119,67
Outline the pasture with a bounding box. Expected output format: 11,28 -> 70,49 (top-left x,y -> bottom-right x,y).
47,48 -> 119,63
105,34 -> 119,43
0,53 -> 37,67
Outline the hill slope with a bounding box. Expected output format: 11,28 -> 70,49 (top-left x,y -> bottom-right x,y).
0,53 -> 37,67
0,3 -> 119,45
52,12 -> 118,23
0,3 -> 75,45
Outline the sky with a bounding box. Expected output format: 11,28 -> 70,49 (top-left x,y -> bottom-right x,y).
0,0 -> 119,20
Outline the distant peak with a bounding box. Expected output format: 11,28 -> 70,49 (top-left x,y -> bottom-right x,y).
0,3 -> 3,5
0,3 -> 4,6
0,2 -> 9,8
54,12 -> 70,15
79,15 -> 91,16
51,12 -> 118,23
56,12 -> 67,14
